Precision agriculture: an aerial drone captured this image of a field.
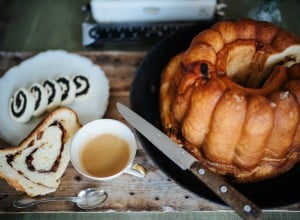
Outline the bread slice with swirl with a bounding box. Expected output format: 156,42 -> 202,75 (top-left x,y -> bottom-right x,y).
0,107 -> 81,196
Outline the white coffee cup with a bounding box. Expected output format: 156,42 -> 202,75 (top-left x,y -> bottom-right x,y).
70,119 -> 146,181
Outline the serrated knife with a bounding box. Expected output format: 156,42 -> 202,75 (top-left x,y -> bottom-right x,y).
116,102 -> 262,220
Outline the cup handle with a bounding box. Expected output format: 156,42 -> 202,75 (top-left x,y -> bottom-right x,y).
124,163 -> 147,178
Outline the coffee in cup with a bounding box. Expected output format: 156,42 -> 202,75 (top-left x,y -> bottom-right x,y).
70,119 -> 146,181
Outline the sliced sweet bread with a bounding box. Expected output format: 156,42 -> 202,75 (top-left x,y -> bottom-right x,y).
0,107 -> 81,196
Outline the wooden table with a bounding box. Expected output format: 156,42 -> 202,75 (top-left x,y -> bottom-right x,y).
1,0 -> 300,219
1,51 -> 300,220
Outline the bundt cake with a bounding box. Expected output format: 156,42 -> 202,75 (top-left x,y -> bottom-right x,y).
160,19 -> 300,182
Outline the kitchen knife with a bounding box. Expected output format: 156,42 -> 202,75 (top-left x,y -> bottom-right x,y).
116,102 -> 262,220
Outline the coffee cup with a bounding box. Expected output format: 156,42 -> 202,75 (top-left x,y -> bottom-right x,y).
70,119 -> 146,181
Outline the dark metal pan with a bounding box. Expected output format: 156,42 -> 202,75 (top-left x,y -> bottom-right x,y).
130,22 -> 300,208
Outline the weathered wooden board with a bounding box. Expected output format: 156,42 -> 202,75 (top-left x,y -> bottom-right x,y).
0,51 -> 299,213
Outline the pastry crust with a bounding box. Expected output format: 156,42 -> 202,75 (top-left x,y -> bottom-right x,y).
160,19 -> 300,182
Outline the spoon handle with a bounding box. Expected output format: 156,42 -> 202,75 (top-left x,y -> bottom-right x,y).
13,196 -> 77,208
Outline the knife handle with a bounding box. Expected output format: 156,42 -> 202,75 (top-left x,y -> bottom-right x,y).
190,162 -> 263,220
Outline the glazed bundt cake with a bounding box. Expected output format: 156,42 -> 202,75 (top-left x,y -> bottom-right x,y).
160,19 -> 300,182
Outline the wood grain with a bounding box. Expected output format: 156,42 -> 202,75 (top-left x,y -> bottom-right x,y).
0,51 -> 299,213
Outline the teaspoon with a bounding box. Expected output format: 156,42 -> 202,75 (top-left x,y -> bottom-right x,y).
13,188 -> 108,209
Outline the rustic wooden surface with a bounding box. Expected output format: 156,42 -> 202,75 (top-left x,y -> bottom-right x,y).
0,51 -> 300,215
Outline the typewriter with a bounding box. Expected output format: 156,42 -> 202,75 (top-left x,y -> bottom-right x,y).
82,0 -> 226,46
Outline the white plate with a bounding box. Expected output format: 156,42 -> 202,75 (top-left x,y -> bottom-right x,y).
0,50 -> 109,146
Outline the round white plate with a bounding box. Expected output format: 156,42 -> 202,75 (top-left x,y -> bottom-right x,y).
0,50 -> 109,145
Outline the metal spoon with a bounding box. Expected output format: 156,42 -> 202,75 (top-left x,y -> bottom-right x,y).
13,188 -> 108,209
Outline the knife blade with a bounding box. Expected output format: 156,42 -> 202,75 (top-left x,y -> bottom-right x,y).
116,102 -> 262,220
